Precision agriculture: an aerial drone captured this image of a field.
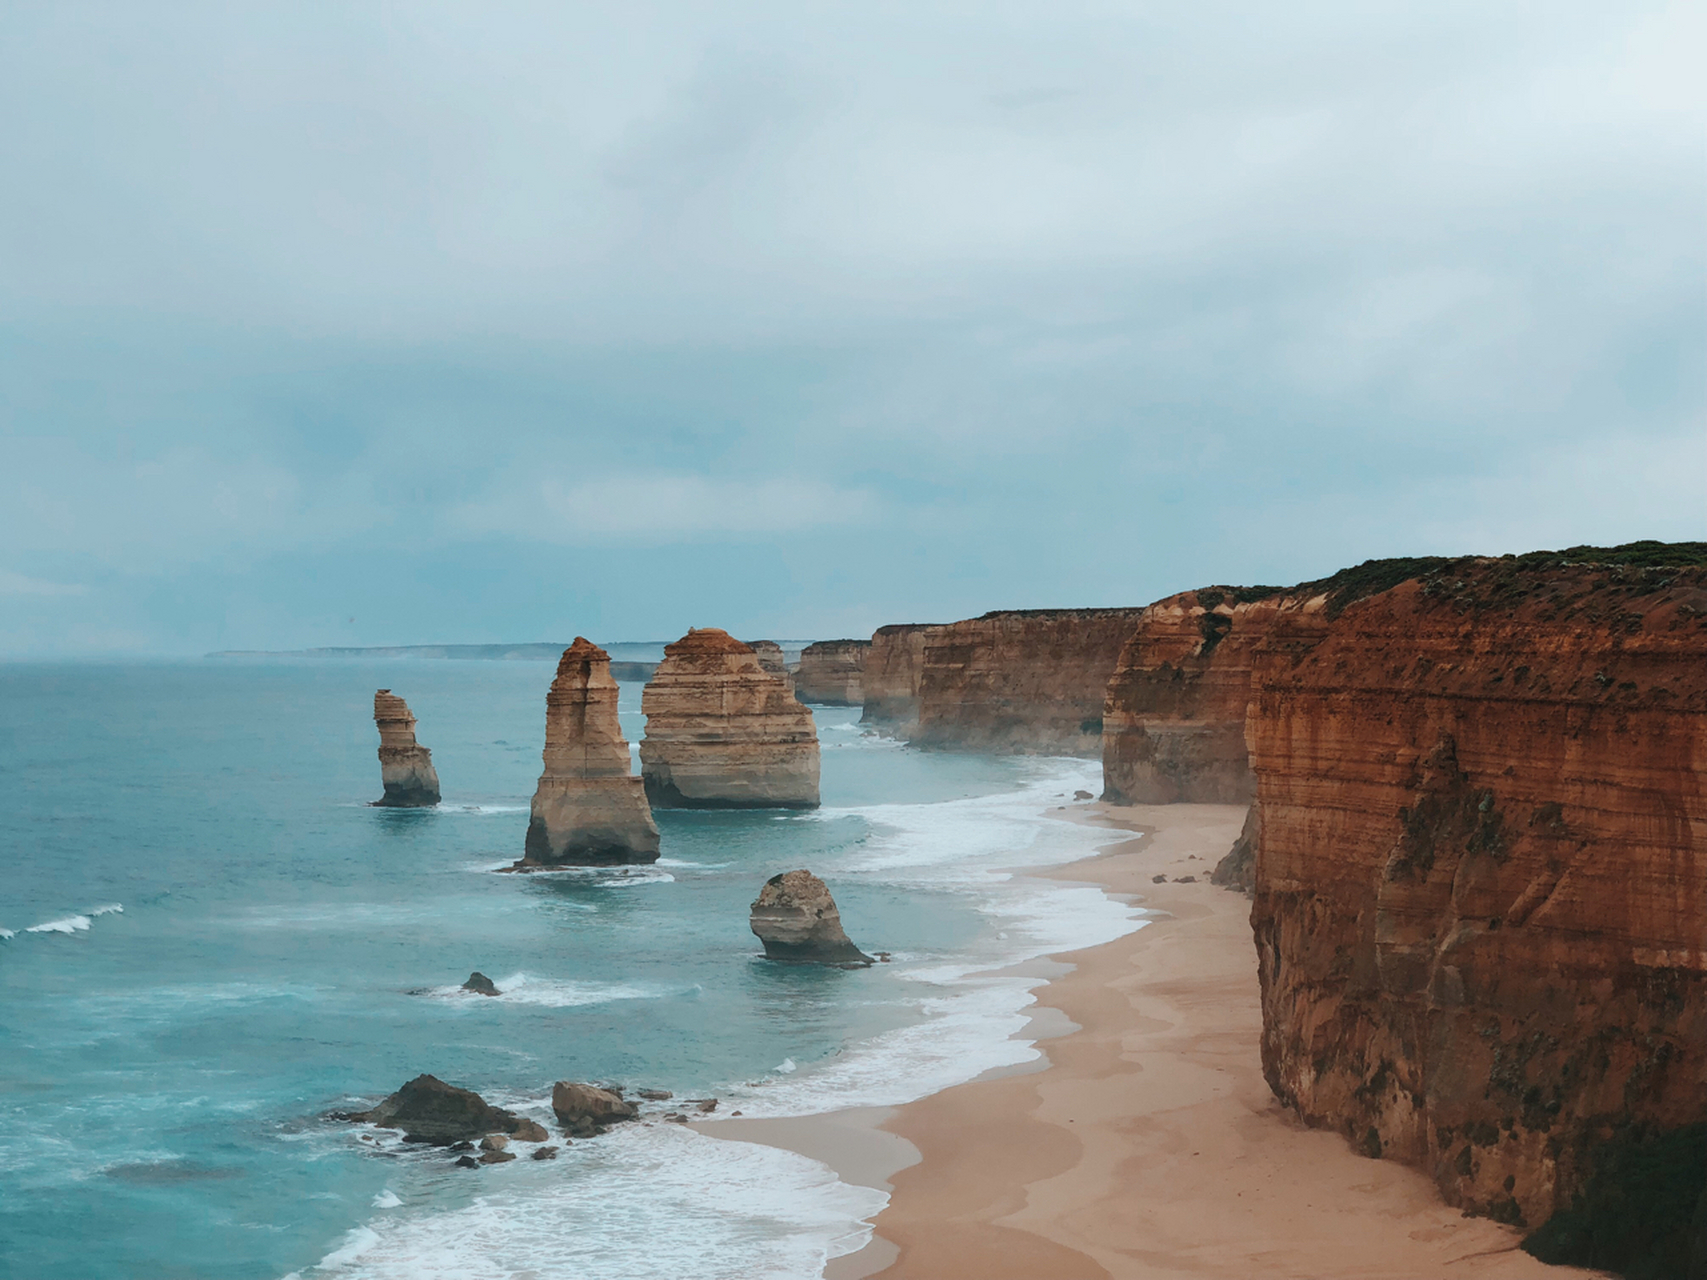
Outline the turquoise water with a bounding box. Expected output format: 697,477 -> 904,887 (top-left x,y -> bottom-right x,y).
0,660 -> 1132,1279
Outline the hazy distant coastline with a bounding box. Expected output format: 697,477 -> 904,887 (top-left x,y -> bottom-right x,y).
205,641 -> 670,664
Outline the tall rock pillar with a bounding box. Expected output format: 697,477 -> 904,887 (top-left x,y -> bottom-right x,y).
523,639 -> 660,865
373,690 -> 441,807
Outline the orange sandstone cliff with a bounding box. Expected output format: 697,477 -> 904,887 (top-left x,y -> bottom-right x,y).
1243,551 -> 1707,1255
860,624 -> 943,735
911,609 -> 1146,756
1101,587 -> 1292,803
522,639 -> 659,865
640,629 -> 820,809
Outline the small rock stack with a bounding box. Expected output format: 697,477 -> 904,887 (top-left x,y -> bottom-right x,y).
749,869 -> 872,967
640,629 -> 820,809
373,690 -> 441,807
523,639 -> 660,866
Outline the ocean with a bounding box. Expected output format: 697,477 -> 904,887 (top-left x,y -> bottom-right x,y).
0,659 -> 1140,1279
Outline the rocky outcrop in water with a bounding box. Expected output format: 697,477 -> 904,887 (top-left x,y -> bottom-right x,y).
372,690 -> 441,806
552,1081 -> 638,1137
1101,588 -> 1293,803
910,608 -> 1146,755
343,1074 -> 547,1144
1243,547 -> 1707,1265
521,639 -> 660,866
640,629 -> 819,809
750,869 -> 872,966
794,639 -> 869,706
859,623 -> 943,735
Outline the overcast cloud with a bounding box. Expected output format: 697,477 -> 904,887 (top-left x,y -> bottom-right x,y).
1,0 -> 1701,654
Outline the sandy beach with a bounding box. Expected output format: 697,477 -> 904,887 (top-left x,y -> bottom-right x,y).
711,802 -> 1603,1280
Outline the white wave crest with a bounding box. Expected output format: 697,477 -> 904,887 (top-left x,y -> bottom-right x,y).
25,914 -> 92,934
422,973 -> 664,1009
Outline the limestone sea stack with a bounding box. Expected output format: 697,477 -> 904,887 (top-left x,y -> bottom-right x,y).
794,639 -> 869,706
640,629 -> 820,809
522,639 -> 660,866
372,690 -> 441,806
749,870 -> 872,966
744,640 -> 789,679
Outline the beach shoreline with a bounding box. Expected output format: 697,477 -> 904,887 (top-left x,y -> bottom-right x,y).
706,800 -> 1603,1279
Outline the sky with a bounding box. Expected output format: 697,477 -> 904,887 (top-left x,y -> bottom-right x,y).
1,1 -> 1702,656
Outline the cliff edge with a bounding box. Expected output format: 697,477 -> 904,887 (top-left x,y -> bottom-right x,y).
1245,547 -> 1707,1267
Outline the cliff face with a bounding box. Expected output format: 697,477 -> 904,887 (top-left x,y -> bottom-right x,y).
373,690 -> 440,806
860,624 -> 942,734
795,640 -> 869,706
1247,555 -> 1707,1235
1101,588 -> 1292,803
640,629 -> 820,809
911,609 -> 1146,756
523,638 -> 659,865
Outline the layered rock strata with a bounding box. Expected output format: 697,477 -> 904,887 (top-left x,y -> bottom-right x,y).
1246,550 -> 1707,1245
750,869 -> 872,966
521,639 -> 659,866
794,639 -> 869,706
859,623 -> 943,735
1101,588 -> 1292,803
640,629 -> 820,809
372,690 -> 441,806
911,609 -> 1147,755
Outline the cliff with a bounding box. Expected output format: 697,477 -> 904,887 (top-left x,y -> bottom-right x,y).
1101,588 -> 1293,803
521,638 -> 659,866
794,639 -> 869,706
372,690 -> 440,806
640,629 -> 820,809
911,609 -> 1147,755
1244,547 -> 1707,1263
860,624 -> 942,735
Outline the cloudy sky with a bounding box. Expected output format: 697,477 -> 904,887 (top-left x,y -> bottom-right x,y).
2,1 -> 1701,655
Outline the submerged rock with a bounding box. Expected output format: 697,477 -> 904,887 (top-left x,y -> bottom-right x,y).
749,870 -> 872,967
372,691 -> 441,807
551,1081 -> 638,1138
640,629 -> 819,809
341,1074 -> 537,1146
461,972 -> 500,996
520,639 -> 660,867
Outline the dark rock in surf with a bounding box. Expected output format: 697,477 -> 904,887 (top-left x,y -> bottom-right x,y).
341,1074 -> 536,1146
749,869 -> 872,967
551,1081 -> 638,1137
462,972 -> 500,996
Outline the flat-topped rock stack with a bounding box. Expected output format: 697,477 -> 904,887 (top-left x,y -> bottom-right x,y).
640,628 -> 820,809
372,690 -> 441,806
521,639 -> 659,866
794,639 -> 869,706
